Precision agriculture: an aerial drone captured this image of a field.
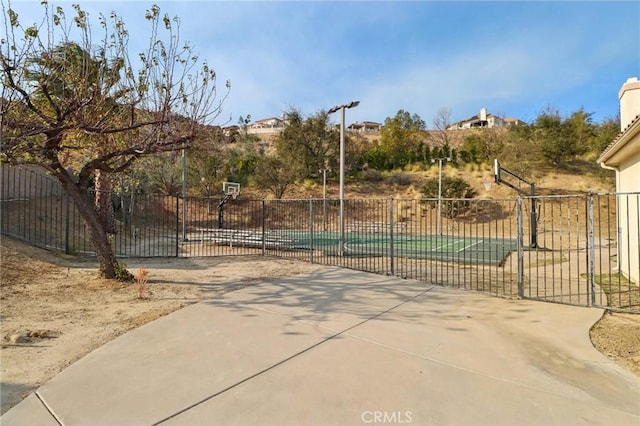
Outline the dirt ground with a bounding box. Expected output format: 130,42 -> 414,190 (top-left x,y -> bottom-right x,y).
1,237 -> 639,415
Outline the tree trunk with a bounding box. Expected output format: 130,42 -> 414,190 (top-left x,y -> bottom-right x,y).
95,170 -> 117,234
64,179 -> 118,279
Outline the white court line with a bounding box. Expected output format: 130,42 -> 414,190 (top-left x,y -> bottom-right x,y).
458,240 -> 483,252
432,239 -> 466,252
430,239 -> 483,252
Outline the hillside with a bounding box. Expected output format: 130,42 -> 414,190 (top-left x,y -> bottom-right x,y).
239,161 -> 615,200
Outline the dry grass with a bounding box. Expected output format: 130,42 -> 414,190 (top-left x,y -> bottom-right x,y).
594,273 -> 640,310
134,268 -> 150,299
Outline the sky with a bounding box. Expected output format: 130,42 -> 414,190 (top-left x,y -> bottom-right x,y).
5,1 -> 640,127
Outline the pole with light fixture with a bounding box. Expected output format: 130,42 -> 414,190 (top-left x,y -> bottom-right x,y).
432,156 -> 451,236
327,101 -> 359,256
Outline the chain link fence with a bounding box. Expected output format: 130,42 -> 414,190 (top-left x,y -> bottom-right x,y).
2,166 -> 638,312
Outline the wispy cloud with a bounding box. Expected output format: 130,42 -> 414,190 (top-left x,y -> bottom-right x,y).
5,0 -> 638,124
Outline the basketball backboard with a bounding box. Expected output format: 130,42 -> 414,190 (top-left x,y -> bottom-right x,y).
223,182 -> 240,199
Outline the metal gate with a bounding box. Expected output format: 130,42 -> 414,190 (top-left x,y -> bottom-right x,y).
2,166 -> 638,312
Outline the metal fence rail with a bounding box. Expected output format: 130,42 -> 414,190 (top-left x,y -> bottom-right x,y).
2,166 -> 638,312
1,166 -> 178,257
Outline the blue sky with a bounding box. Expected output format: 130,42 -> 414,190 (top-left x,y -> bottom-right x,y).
7,1 -> 640,127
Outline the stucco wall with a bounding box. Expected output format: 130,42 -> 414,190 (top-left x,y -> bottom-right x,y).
617,146 -> 640,283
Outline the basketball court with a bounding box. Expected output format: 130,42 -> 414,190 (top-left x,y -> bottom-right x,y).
274,230 -> 517,265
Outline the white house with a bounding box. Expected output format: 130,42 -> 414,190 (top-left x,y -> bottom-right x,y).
598,77 -> 640,284
247,116 -> 288,135
348,121 -> 383,132
447,108 -> 517,130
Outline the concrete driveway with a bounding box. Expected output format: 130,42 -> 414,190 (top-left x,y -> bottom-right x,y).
3,267 -> 639,425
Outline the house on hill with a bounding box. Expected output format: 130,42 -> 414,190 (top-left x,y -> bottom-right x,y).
247,116 -> 288,135
447,108 -> 521,130
597,76 -> 640,284
348,121 -> 383,132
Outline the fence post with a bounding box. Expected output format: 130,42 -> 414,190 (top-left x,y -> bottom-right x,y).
587,192 -> 596,306
516,196 -> 524,298
261,199 -> 266,256
175,195 -> 180,257
389,197 -> 395,276
309,197 -> 314,264
64,191 -> 71,255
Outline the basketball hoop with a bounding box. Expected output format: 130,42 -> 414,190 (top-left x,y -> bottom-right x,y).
222,182 -> 241,200
219,182 -> 240,229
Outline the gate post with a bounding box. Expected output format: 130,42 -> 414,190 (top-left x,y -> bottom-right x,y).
516,197 -> 524,298
389,197 -> 395,276
587,192 -> 596,306
65,192 -> 71,255
261,199 -> 266,256
175,195 -> 180,257
309,197 -> 314,264
262,198 -> 267,256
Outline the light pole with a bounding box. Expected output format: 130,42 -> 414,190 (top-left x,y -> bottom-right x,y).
432,157 -> 450,236
328,100 -> 359,256
319,168 -> 331,232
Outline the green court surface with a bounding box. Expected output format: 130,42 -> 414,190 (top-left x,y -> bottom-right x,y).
272,230 -> 517,266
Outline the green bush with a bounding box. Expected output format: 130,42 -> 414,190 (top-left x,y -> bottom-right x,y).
421,176 -> 477,218
114,261 -> 134,282
422,176 -> 477,199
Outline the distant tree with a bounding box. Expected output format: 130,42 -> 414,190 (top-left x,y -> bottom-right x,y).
378,109 -> 426,169
534,106 -> 594,165
1,3 -> 228,279
591,115 -> 620,153
500,121 -> 539,177
533,107 -> 565,164
459,133 -> 481,163
275,109 -> 340,177
459,129 -> 505,164
189,147 -> 227,198
254,155 -> 303,199
563,108 -> 594,157
344,132 -> 370,173
431,106 -> 453,148
361,146 -> 387,170
145,153 -> 184,195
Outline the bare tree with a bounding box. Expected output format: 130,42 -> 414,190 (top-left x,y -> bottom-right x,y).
432,106 -> 452,148
1,2 -> 229,278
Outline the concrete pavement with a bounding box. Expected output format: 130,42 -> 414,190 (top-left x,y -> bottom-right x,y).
2,267 -> 639,425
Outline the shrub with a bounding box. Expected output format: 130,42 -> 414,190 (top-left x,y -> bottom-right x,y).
302,179 -> 317,190
386,173 -> 412,186
361,169 -> 384,182
421,176 -> 477,218
114,261 -> 134,282
422,176 -> 476,199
